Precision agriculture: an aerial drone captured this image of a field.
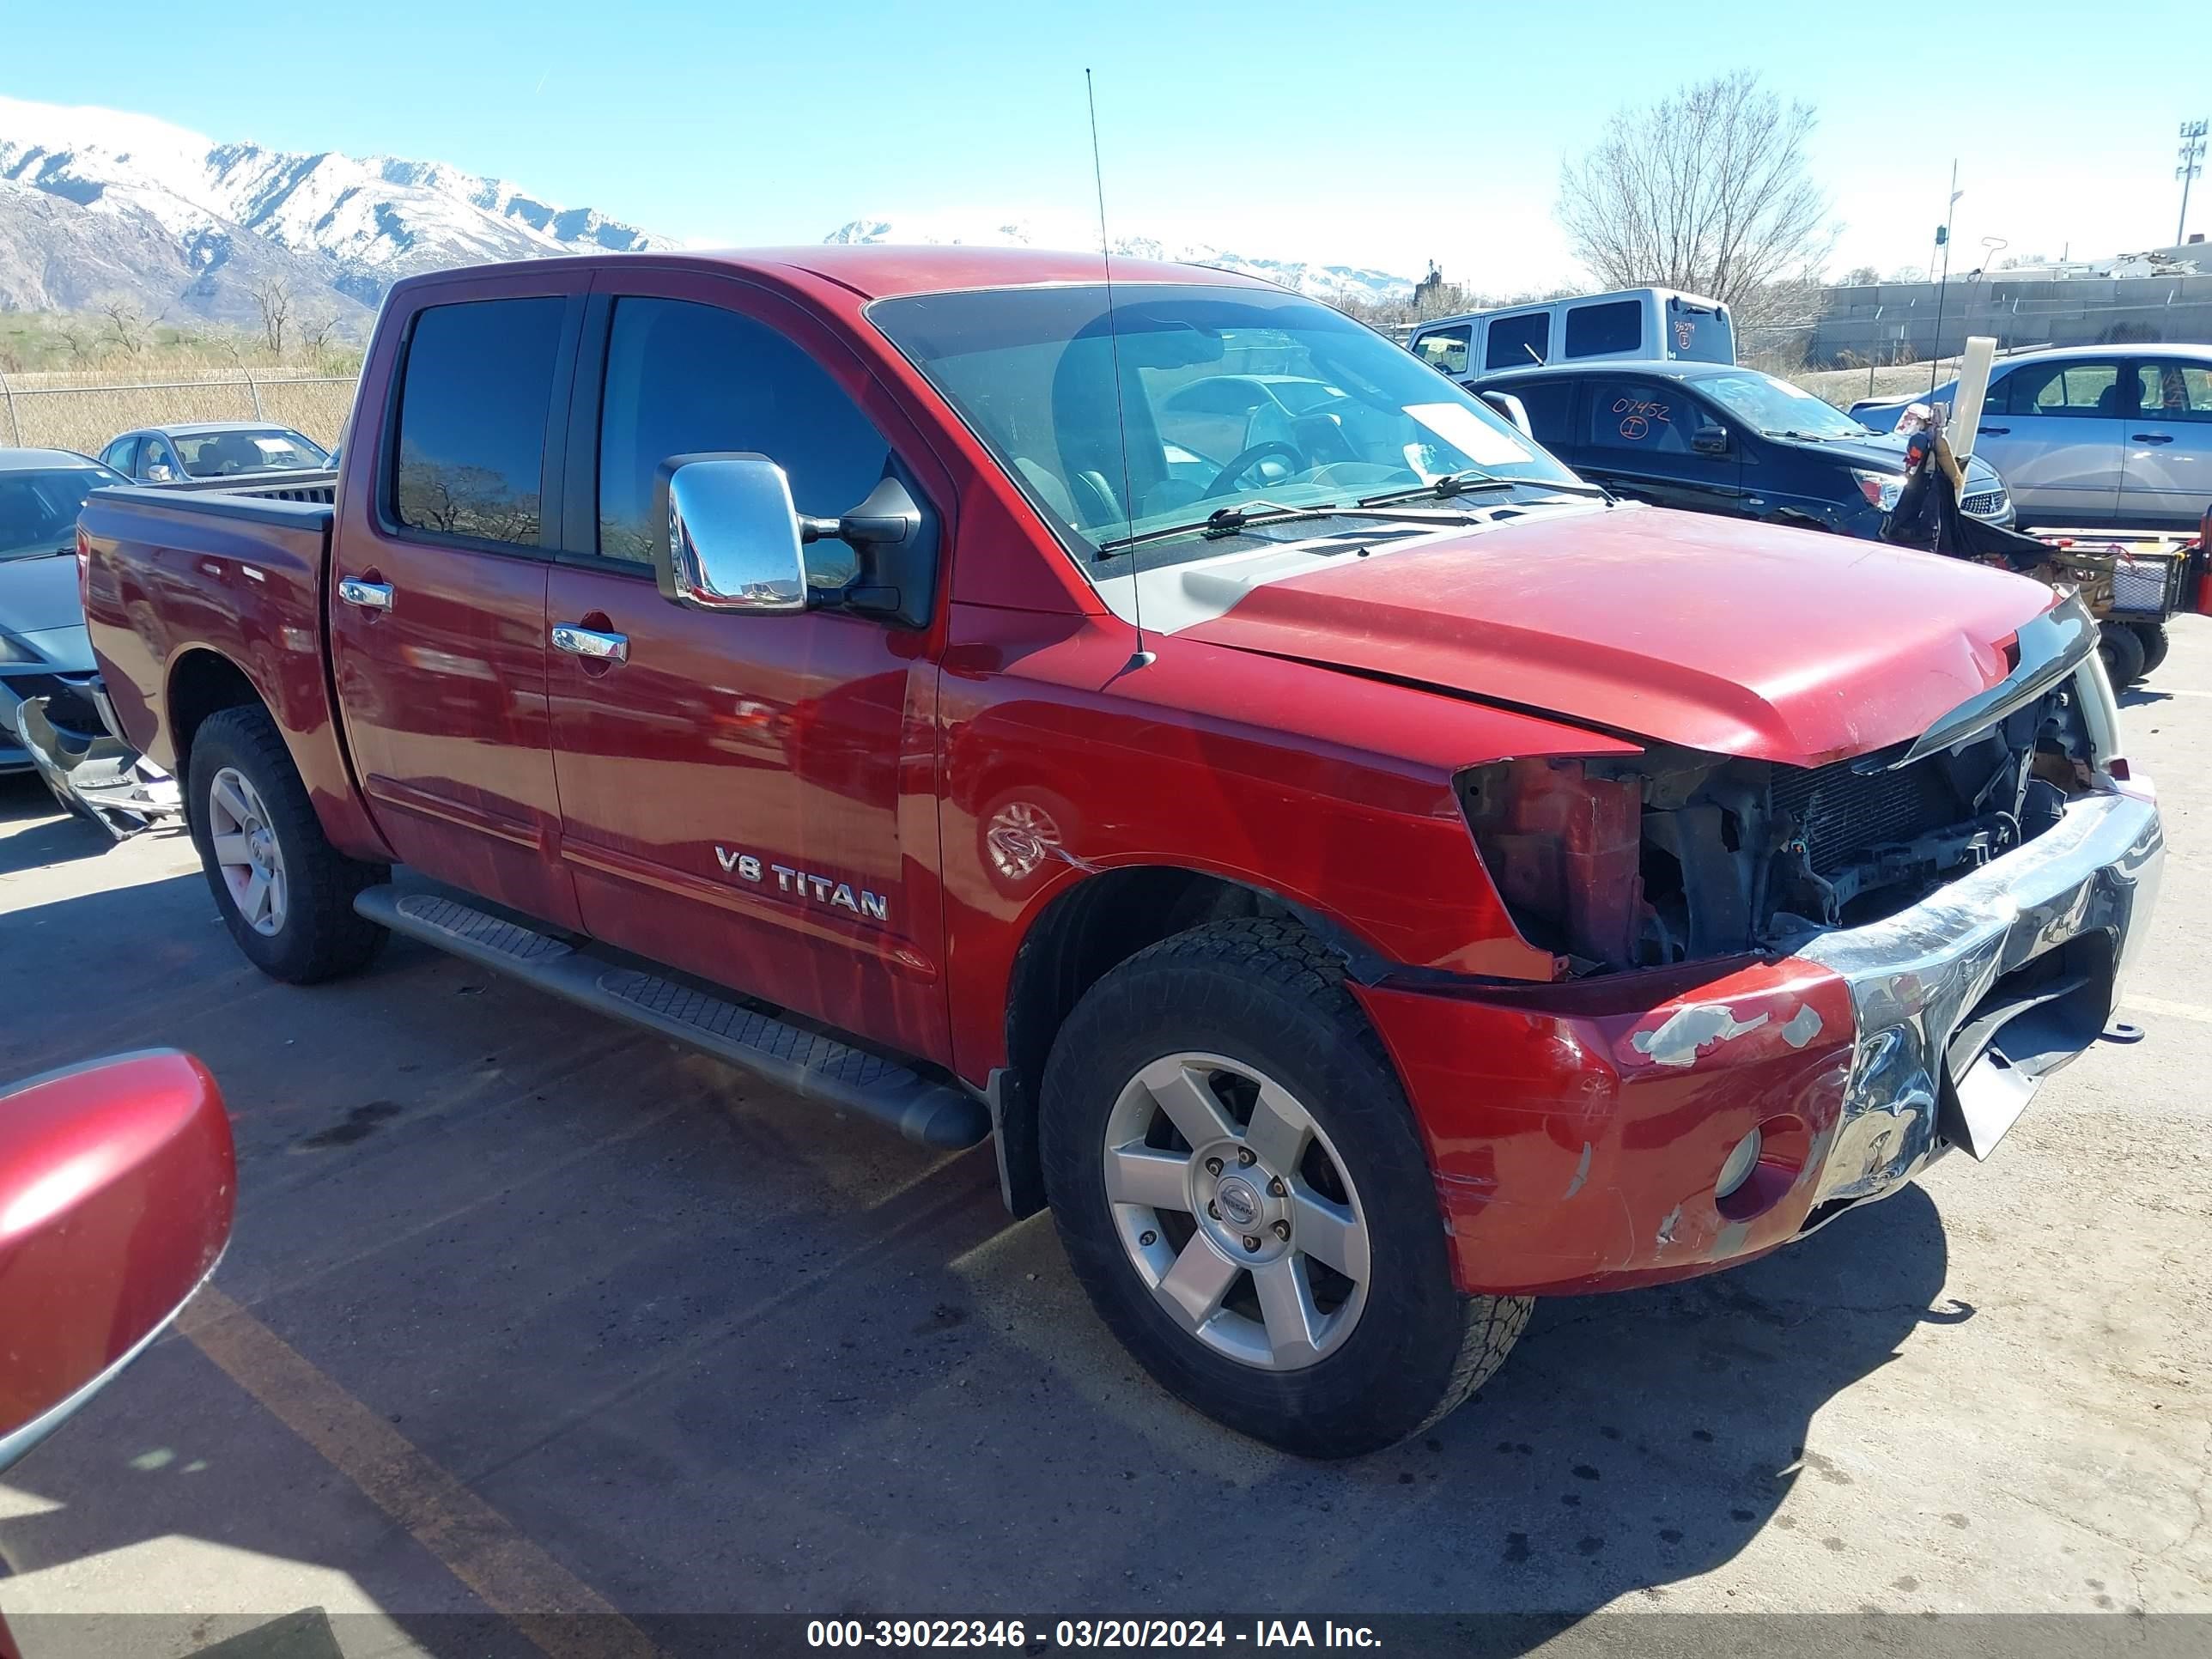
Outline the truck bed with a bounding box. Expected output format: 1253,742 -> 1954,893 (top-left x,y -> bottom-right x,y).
77,481 -> 389,863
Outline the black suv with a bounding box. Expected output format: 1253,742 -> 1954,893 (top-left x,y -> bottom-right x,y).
1469,360 -> 2013,539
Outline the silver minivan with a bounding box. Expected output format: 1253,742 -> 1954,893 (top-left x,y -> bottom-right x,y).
1408,287 -> 1734,379
1851,344 -> 2212,531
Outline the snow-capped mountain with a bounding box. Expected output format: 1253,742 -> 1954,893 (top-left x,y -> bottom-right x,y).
0,95 -> 1416,337
0,95 -> 671,325
823,215 -> 1415,307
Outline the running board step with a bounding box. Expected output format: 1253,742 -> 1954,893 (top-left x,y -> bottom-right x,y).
354,886 -> 988,1149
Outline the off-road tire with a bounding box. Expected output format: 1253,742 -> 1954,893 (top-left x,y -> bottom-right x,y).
2099,620 -> 2148,688
1039,917 -> 1531,1457
2132,622 -> 2171,677
186,705 -> 387,983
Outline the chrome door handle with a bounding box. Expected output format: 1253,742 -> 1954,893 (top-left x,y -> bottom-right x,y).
551,623 -> 629,663
337,578 -> 393,611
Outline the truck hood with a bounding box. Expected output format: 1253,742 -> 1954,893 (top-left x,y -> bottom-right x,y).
1170,504 -> 2053,767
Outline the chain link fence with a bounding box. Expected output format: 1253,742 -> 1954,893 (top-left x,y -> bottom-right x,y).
0,371 -> 358,457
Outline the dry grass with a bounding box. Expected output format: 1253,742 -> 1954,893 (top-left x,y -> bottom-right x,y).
1,370 -> 357,456
1796,356 -> 1969,410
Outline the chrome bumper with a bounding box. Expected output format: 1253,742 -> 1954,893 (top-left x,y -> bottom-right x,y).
1797,786 -> 2163,1209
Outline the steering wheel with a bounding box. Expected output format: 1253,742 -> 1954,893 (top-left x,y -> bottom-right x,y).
1202,441 -> 1304,498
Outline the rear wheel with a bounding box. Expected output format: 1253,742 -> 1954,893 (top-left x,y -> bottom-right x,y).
2131,622 -> 2171,677
2099,620 -> 2148,688
186,705 -> 387,983
1039,918 -> 1530,1456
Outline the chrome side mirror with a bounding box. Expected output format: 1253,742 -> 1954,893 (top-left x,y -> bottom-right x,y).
653,453 -> 811,614
1479,391 -> 1534,440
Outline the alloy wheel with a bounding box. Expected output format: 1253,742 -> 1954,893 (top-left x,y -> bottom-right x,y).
207,765 -> 288,937
1102,1052 -> 1370,1370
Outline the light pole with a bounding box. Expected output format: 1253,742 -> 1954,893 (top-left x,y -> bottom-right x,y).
1929,161 -> 1963,394
2181,120 -> 2209,246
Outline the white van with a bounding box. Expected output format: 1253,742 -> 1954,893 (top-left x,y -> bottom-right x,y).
1407,288 -> 1735,379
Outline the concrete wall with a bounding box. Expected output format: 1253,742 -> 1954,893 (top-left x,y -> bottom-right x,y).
1805,272 -> 2212,367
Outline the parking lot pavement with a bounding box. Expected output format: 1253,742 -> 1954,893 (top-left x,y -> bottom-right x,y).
2,626 -> 2209,1656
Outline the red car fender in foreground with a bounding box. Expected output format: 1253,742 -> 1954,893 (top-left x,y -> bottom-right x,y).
0,1051 -> 235,1469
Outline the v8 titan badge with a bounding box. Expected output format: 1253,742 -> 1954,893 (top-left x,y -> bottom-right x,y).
715,847 -> 889,922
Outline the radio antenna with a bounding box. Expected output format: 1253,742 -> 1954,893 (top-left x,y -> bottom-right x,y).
1087,68 -> 1152,671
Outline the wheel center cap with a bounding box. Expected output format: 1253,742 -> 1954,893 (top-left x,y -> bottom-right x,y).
1214,1175 -> 1263,1230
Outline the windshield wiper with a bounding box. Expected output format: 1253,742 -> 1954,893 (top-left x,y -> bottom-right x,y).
1358,471 -> 1612,507
1097,500 -> 1468,553
1357,471 -> 1513,506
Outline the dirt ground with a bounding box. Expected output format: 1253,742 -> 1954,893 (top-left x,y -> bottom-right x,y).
1,625 -> 2208,1659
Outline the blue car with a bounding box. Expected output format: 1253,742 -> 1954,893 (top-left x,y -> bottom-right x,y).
1469,360 -> 2013,538
0,449 -> 120,772
0,448 -> 182,832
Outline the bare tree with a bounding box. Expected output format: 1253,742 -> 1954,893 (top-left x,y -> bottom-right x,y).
1556,70 -> 1837,315
56,318 -> 100,367
296,310 -> 342,355
252,277 -> 293,357
1838,264 -> 1881,288
99,300 -> 158,356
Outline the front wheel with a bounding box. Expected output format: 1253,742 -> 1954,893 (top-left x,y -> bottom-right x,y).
1039,919 -> 1530,1456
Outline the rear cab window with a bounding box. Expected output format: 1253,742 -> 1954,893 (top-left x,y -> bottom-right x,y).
390,296 -> 567,548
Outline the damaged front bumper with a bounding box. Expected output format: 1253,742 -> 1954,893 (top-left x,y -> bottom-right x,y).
1354,782 -> 2163,1297
1797,784 -> 2160,1208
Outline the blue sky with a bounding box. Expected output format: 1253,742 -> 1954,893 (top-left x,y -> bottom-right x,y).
9,0 -> 2211,290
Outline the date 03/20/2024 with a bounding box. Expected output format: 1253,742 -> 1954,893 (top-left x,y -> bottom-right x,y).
805,1621 -> 1382,1650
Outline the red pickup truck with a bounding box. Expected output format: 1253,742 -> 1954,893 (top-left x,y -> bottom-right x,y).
81,248 -> 2164,1456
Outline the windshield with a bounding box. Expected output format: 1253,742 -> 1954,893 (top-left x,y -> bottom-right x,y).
0,466 -> 112,562
1698,370 -> 1870,439
173,428 -> 328,477
869,283 -> 1583,568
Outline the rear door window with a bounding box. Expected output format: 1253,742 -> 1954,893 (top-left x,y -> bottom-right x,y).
102,437 -> 138,475
2002,360 -> 2122,417
2133,362 -> 2212,422
1563,301 -> 1643,359
1484,312 -> 1551,372
391,296 -> 567,547
1410,325 -> 1471,376
1587,380 -> 1691,453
